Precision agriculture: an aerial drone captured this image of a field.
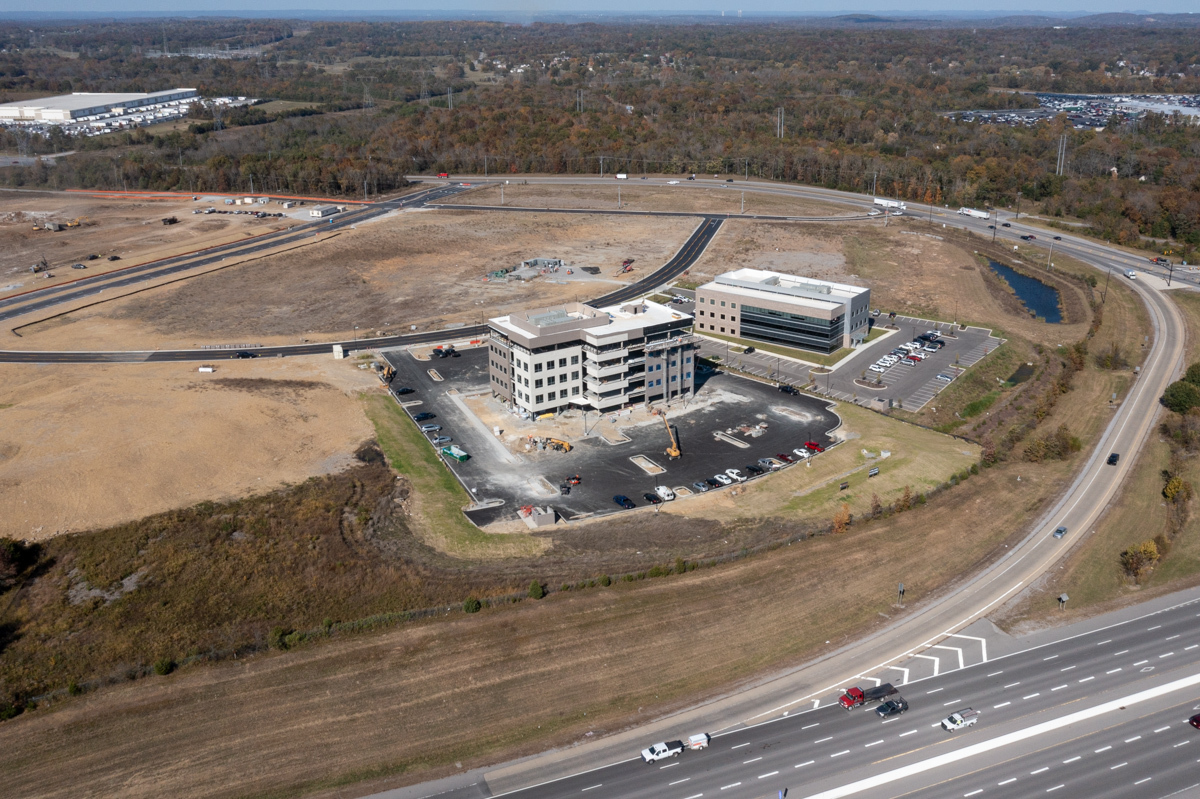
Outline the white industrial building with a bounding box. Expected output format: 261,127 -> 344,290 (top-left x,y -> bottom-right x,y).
0,89 -> 199,123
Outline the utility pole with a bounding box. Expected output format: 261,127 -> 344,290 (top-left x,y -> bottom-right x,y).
741,191 -> 744,214
447,87 -> 453,110
599,156 -> 604,178
871,171 -> 877,197
1102,267 -> 1111,304
483,155 -> 488,177
1046,238 -> 1055,270
1015,191 -> 1022,220
618,185 -> 621,209
991,211 -> 998,244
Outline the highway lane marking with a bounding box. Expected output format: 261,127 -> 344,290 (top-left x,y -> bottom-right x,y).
1063,756 -> 1081,763
1114,650 -> 1129,656
730,742 -> 751,749
964,791 -> 983,797
669,778 -> 690,786
999,777 -> 1017,785
1097,640 -> 1112,645
900,730 -> 918,737
865,740 -> 885,747
1043,655 -> 1058,661
660,762 -> 679,769
1031,767 -> 1049,774
1125,736 -> 1142,742
1111,762 -> 1128,770
1187,645 -> 1199,651
1167,635 -> 1180,640
1060,665 -> 1076,671
1149,625 -> 1162,631
927,688 -> 944,694
1161,652 -> 1175,658
988,671 -> 1004,677
944,699 -> 963,705
1005,682 -> 1021,688
1046,785 -> 1065,793
802,723 -> 820,730
1134,660 -> 1149,666
796,761 -> 815,768
581,785 -> 602,791
682,794 -> 703,799
814,737 -> 833,744
1135,778 -> 1152,785
1079,676 -> 1095,683
1024,693 -> 1041,699
1096,746 -> 1112,752
720,782 -> 741,790
831,750 -> 851,757
995,702 -> 1012,708
801,672 -> 1200,799
758,771 -> 779,779
1154,726 -> 1171,733
1107,668 -> 1122,674
1174,740 -> 1190,747
743,757 -> 762,764
1051,685 -> 1068,691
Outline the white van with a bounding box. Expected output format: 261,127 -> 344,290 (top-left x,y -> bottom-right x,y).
1124,270 -> 1137,279
655,485 -> 676,501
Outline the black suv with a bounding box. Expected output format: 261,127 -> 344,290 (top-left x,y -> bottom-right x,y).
232,351 -> 257,359
778,384 -> 799,395
413,412 -> 436,422
1107,452 -> 1120,466
394,387 -> 414,395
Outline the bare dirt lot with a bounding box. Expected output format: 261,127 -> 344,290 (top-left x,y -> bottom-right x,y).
0,356 -> 380,541
0,190 -> 291,300
11,210 -> 698,350
445,181 -> 846,217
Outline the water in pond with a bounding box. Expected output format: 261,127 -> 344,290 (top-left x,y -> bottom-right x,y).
986,260 -> 1062,323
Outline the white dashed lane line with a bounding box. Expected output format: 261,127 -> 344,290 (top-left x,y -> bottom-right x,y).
1063,756 -> 1081,763
743,757 -> 762,764
1047,784 -> 1065,793
801,723 -> 820,730
1079,676 -> 1095,683
1135,778 -> 1152,785
900,730 -> 918,737
1111,762 -> 1128,769
1155,726 -> 1171,733
1107,668 -> 1123,674
1125,736 -> 1142,743
1004,682 -> 1021,688
1114,650 -> 1129,656
944,699 -> 963,706
669,778 -> 689,786
1044,655 -> 1059,661
795,761 -> 814,769
1096,746 -> 1112,753
1148,625 -> 1162,631
721,782 -> 741,790
999,777 -> 1017,785
831,750 -> 851,758
730,742 -> 750,750
995,702 -> 1011,708
660,763 -> 678,770
1031,767 -> 1049,775
964,790 -> 982,797
1051,685 -> 1069,692
1060,665 -> 1076,672
758,772 -> 779,779
865,740 -> 885,748
814,737 -> 832,744
1024,693 -> 1041,699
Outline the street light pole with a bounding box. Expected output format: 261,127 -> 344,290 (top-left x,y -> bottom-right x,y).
1015,191 -> 1022,220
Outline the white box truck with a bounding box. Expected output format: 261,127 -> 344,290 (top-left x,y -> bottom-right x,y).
873,198 -> 906,211
958,207 -> 990,219
615,173 -> 628,180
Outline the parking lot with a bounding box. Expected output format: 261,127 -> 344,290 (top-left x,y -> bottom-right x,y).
381,346 -> 840,526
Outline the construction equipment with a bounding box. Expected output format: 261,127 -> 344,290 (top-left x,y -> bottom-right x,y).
547,438 -> 573,453
616,258 -> 636,275
566,475 -> 582,485
378,363 -> 396,384
64,216 -> 88,228
161,216 -> 179,226
660,411 -> 681,459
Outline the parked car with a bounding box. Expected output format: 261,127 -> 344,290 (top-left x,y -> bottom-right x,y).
1020,235 -> 1033,241
935,373 -> 954,382
792,448 -> 811,460
613,495 -> 636,509
778,384 -> 799,395
776,453 -> 794,463
1053,526 -> 1067,539
906,354 -> 922,362
413,412 -> 436,422
744,464 -> 765,476
1108,452 -> 1121,466
655,485 -> 676,501
869,365 -> 886,373
712,473 -> 733,486
431,436 -> 451,445
642,492 -> 663,505
419,423 -> 442,433
692,481 -> 710,493
705,477 -> 722,488
725,468 -> 747,483
743,347 -> 756,355
394,386 -> 414,395
804,441 -> 825,453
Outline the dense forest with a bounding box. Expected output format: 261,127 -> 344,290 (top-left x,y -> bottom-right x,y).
1,18 -> 1198,252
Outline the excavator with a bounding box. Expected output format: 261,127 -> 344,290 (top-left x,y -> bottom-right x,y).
659,411 -> 681,459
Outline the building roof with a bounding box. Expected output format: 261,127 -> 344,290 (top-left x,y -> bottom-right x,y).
489,300 -> 691,340
698,268 -> 867,314
701,281 -> 842,313
0,89 -> 197,114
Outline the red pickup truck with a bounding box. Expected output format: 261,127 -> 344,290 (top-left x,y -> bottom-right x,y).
839,683 -> 897,709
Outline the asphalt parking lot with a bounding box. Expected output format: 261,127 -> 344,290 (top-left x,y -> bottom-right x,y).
381,347 -> 840,526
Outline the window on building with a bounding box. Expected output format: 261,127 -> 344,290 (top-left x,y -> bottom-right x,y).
731,316 -> 737,322
720,301 -> 726,307
547,376 -> 556,386
534,362 -> 543,373
720,314 -> 725,320
671,375 -> 677,382
686,371 -> 692,378
524,377 -> 529,387
720,327 -> 726,333
558,358 -> 567,368
571,355 -> 579,365
535,378 -> 543,389
571,370 -> 579,380
730,303 -> 736,309
559,389 -> 568,399
685,356 -> 692,363
535,394 -> 544,404
571,386 -> 580,396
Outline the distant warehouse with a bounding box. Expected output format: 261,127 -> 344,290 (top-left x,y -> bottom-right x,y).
0,89 -> 199,123
695,269 -> 871,354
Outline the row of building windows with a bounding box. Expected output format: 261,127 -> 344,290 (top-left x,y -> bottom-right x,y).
702,297 -> 737,309
697,310 -> 736,323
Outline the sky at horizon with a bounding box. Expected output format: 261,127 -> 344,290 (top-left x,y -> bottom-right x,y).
1,2 -> 1198,18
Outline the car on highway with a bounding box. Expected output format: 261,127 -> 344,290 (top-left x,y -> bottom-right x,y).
667,180 -> 680,185
1020,235 -> 1033,241
642,492 -> 663,505
1053,236 -> 1062,240
805,441 -> 825,452
725,468 -> 747,483
1053,526 -> 1067,539
431,435 -> 451,445
692,481 -> 710,493
419,423 -> 442,433
941,708 -> 979,731
876,697 -> 909,718
72,263 -> 86,269
1001,222 -> 1012,227
712,473 -> 733,486
232,351 -> 257,359
413,412 -> 436,422
613,495 -> 636,509
1108,452 -> 1121,465
640,741 -> 684,763
394,386 -> 414,395
1190,714 -> 1200,729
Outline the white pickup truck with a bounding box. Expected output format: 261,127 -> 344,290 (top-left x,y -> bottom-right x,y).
641,741 -> 685,762
941,708 -> 980,732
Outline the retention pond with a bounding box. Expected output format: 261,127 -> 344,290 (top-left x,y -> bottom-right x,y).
987,260 -> 1062,323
